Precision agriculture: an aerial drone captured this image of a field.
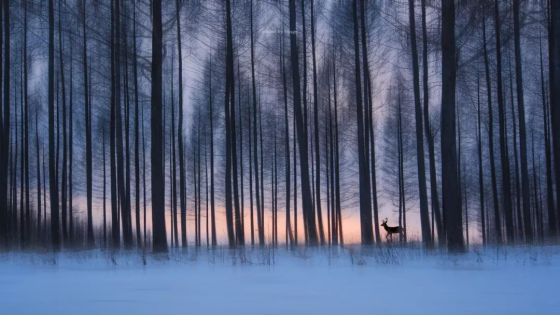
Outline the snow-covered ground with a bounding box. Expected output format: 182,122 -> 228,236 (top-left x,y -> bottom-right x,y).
0,245 -> 559,314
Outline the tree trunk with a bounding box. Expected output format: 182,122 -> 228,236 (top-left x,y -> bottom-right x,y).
351,0 -> 374,245
420,0 -> 443,243
477,75 -> 486,244
441,0 -> 464,252
249,0 -> 263,247
48,0 -> 60,250
540,33 -> 556,238
151,0 -> 167,252
494,0 -> 515,242
82,2 -> 94,247
513,0 -> 533,243
35,112 -> 41,238
175,0 -> 187,248
310,0 -> 325,245
289,0 -> 318,246
209,58 -> 216,247
407,0 -> 432,247
281,30 -> 294,246
0,0 -> 8,243
482,7 -> 502,244
109,0 -> 119,247
549,0 -> 560,236
224,0 -> 236,248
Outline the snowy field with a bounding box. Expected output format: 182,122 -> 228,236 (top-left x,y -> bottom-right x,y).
0,245 -> 559,314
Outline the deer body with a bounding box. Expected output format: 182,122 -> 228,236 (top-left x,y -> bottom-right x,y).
381,219 -> 401,241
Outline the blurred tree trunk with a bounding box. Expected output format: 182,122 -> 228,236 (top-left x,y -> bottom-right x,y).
351,0 -> 374,245
209,58 -> 217,246
110,0 -> 119,247
175,0 -> 187,248
482,6 -> 502,244
151,0 -> 167,252
224,0 -> 235,248
133,0 -> 142,248
310,0 -> 325,245
441,0 -> 464,252
289,0 -> 318,246
540,33 -> 556,237
513,0 -> 533,243
48,0 -> 61,250
494,0 -> 515,243
281,30 -> 293,246
407,0 -> 432,247
549,0 -> 560,234
83,2 -> 94,247
250,0 -> 263,247
420,0 -> 443,243
477,75 -> 486,244
360,0 -> 381,245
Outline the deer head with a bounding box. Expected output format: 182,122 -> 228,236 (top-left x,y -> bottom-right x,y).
381,218 -> 388,227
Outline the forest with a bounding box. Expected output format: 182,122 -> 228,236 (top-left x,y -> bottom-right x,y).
0,0 -> 558,254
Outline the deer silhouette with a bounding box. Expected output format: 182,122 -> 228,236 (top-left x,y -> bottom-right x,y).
380,218 -> 401,242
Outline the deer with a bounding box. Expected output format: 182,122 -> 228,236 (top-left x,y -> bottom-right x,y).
380,218 -> 401,242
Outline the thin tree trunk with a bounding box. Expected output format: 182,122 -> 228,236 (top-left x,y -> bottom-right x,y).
540,33 -> 556,238
48,0 -> 60,250
23,1 -> 30,243
103,130 -> 107,247
58,0 -> 68,243
133,0 -> 142,247
35,112 -> 41,238
477,75 -> 486,244
68,26 -> 74,242
513,0 -> 533,243
310,0 -> 325,245
495,0 -> 515,243
294,0 -> 318,245
209,58 -> 216,247
281,30 -> 293,246
333,49 -> 343,245
175,0 -> 187,248
509,62 -> 523,239
420,0 -> 442,244
249,0 -> 264,247
82,2 -> 94,246
224,0 -> 235,248
482,7 -> 502,244
110,0 -> 119,247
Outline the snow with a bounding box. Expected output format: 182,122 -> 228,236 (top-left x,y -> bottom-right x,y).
0,245 -> 559,314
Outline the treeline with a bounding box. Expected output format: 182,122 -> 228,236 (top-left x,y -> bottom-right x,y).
0,0 -> 559,253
